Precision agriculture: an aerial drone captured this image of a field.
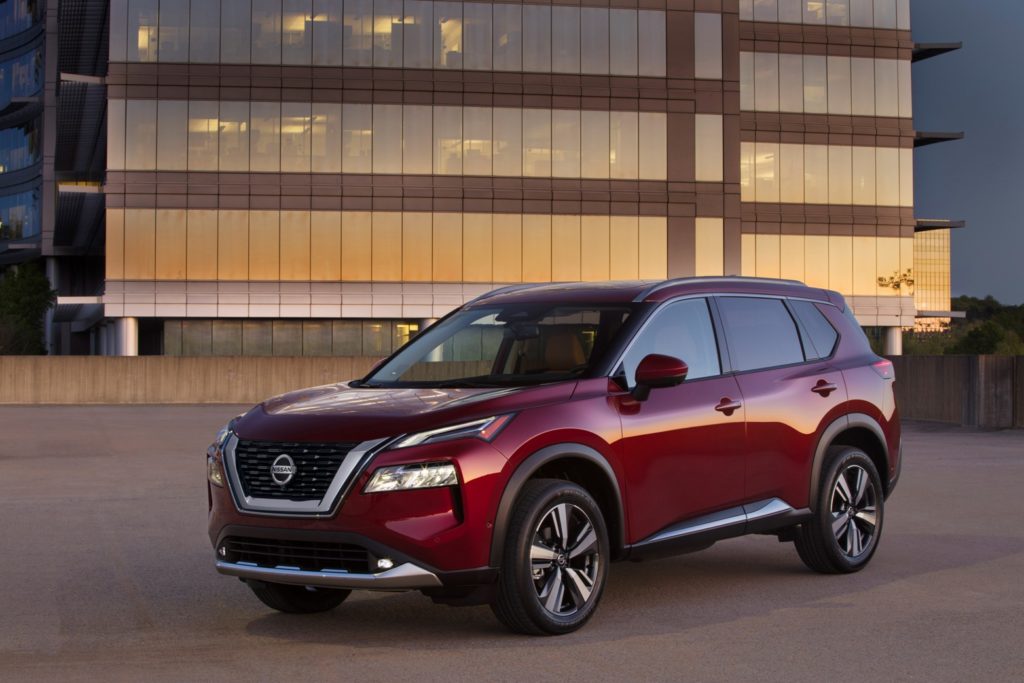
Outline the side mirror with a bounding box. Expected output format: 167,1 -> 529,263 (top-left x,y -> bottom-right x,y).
632,354 -> 688,402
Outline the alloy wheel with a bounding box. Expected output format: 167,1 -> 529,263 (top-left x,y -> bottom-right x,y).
830,464 -> 878,559
529,503 -> 600,616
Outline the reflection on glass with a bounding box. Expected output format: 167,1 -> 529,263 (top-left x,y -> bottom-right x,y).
188,100 -> 219,171
127,0 -> 159,62
343,0 -> 372,66
190,1 -> 220,62
580,110 -> 609,179
0,187 -> 40,240
157,100 -> 188,170
159,0 -> 189,62
403,0 -> 432,69
219,100 -> 250,171
694,12 -> 721,80
552,110 -> 580,178
282,0 -> 313,64
522,109 -> 551,178
312,102 -> 342,173
580,8 -> 609,75
552,6 -> 580,74
462,2 -> 491,70
826,55 -> 851,115
373,0 -> 403,68
522,5 -> 550,73
695,114 -> 723,183
851,57 -> 875,116
250,101 -> 281,171
125,99 -> 157,169
221,0 -> 252,63
402,105 -> 431,174
609,111 -> 638,180
463,106 -> 491,175
342,102 -> 372,172
281,102 -> 312,172
638,10 -> 665,78
434,1 -> 463,68
433,105 -> 462,174
492,3 -> 521,72
373,103 -> 402,173
313,0 -> 344,65
492,107 -> 522,176
609,9 -> 638,76
754,52 -> 779,111
252,0 -> 283,64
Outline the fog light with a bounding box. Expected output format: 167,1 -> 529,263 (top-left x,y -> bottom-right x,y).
218,546 -> 227,558
377,558 -> 394,571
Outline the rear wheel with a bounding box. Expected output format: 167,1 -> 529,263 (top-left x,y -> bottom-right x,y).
491,479 -> 609,635
247,581 -> 350,614
794,446 -> 884,574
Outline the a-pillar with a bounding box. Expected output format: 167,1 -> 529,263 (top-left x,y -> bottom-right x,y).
883,326 -> 903,356
114,317 -> 139,356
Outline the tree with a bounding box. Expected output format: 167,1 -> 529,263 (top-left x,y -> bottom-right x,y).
0,262 -> 57,355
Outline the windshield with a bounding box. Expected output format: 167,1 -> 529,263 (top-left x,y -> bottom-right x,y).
362,304 -> 634,388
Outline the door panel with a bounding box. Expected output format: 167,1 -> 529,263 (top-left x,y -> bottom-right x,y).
614,375 -> 746,542
612,298 -> 746,543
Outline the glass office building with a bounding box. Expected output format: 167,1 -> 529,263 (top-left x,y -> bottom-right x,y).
92,0 -> 958,355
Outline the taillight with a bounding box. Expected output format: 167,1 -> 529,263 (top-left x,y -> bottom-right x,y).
871,359 -> 894,380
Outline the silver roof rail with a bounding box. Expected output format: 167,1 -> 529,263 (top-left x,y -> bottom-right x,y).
634,276 -> 807,302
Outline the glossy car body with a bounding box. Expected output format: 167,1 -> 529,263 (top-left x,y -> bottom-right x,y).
208,277 -> 900,613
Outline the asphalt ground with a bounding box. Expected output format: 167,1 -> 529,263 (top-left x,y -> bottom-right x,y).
0,406 -> 1021,682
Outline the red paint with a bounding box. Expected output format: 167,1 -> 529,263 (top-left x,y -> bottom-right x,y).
208,278 -> 900,585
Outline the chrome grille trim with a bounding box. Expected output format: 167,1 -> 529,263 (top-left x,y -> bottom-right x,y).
223,434 -> 388,516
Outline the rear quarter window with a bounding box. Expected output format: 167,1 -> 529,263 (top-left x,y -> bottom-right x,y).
789,299 -> 839,359
716,297 -> 804,372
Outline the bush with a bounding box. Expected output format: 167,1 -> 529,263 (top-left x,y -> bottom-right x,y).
0,262 -> 57,355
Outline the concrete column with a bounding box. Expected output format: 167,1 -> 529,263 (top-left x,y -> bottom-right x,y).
114,317 -> 139,356
96,323 -> 108,356
421,318 -> 441,360
883,326 -> 903,356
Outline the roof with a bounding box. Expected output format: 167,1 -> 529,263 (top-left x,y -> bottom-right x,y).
468,277 -> 835,307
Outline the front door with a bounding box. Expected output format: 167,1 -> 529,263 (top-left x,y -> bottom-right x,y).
612,298 -> 747,543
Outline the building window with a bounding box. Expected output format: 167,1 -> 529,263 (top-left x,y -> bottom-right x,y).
695,114 -> 723,183
113,0 -> 667,77
741,0 -> 909,29
112,100 -> 669,180
694,13 -> 722,80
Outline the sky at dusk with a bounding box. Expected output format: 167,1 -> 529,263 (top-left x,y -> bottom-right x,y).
911,0 -> 1024,304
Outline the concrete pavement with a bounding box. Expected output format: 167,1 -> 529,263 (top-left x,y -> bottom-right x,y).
0,406 -> 1021,681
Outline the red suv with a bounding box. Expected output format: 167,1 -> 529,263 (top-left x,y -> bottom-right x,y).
208,277 -> 900,635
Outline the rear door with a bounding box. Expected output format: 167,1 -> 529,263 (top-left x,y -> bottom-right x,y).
714,296 -> 846,510
612,298 -> 747,542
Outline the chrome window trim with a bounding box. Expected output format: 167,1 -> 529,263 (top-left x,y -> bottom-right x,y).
223,434 -> 389,517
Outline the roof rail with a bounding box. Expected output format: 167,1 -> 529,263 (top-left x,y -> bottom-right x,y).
633,276 -> 806,302
463,283 -> 550,306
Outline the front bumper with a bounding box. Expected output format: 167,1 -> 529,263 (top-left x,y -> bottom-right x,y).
215,559 -> 442,590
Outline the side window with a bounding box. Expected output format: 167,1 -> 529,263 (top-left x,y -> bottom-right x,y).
717,297 -> 804,371
789,300 -> 839,360
620,298 -> 721,387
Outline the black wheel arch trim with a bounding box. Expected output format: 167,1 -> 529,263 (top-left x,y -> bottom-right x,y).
489,443 -> 626,568
809,413 -> 889,512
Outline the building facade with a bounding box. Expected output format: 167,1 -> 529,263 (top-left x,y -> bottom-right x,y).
88,0 -> 953,356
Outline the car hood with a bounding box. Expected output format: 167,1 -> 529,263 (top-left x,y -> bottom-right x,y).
232,380 -> 578,443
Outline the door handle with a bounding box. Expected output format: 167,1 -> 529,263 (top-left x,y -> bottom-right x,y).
715,398 -> 742,416
811,380 -> 838,397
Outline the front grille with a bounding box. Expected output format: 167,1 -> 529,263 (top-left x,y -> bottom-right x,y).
221,536 -> 372,574
234,439 -> 359,502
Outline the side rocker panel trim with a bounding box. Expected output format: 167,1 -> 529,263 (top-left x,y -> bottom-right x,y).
489,443 -> 625,568
809,413 -> 889,512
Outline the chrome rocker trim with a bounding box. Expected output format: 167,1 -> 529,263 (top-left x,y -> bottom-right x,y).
216,559 -> 442,590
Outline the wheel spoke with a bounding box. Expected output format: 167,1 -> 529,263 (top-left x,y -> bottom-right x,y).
563,567 -> 594,607
551,504 -> 570,546
848,521 -> 863,556
854,508 -> 877,530
541,567 -> 565,612
831,511 -> 849,538
852,468 -> 868,505
531,542 -> 558,564
834,473 -> 853,505
569,523 -> 597,560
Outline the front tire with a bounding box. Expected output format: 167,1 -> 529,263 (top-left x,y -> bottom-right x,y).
248,581 -> 350,614
491,479 -> 610,635
794,446 -> 884,574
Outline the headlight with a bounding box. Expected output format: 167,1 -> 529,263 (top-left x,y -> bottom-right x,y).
391,415 -> 512,449
365,462 -> 459,493
207,455 -> 225,487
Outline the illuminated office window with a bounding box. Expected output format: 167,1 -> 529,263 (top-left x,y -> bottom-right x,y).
127,0 -> 159,62
219,100 -> 251,172
188,100 -> 218,171
434,1 -> 463,68
282,0 -> 313,65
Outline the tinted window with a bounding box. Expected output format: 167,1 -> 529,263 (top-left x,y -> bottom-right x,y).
717,297 -> 803,371
790,300 -> 839,359
621,299 -> 720,387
